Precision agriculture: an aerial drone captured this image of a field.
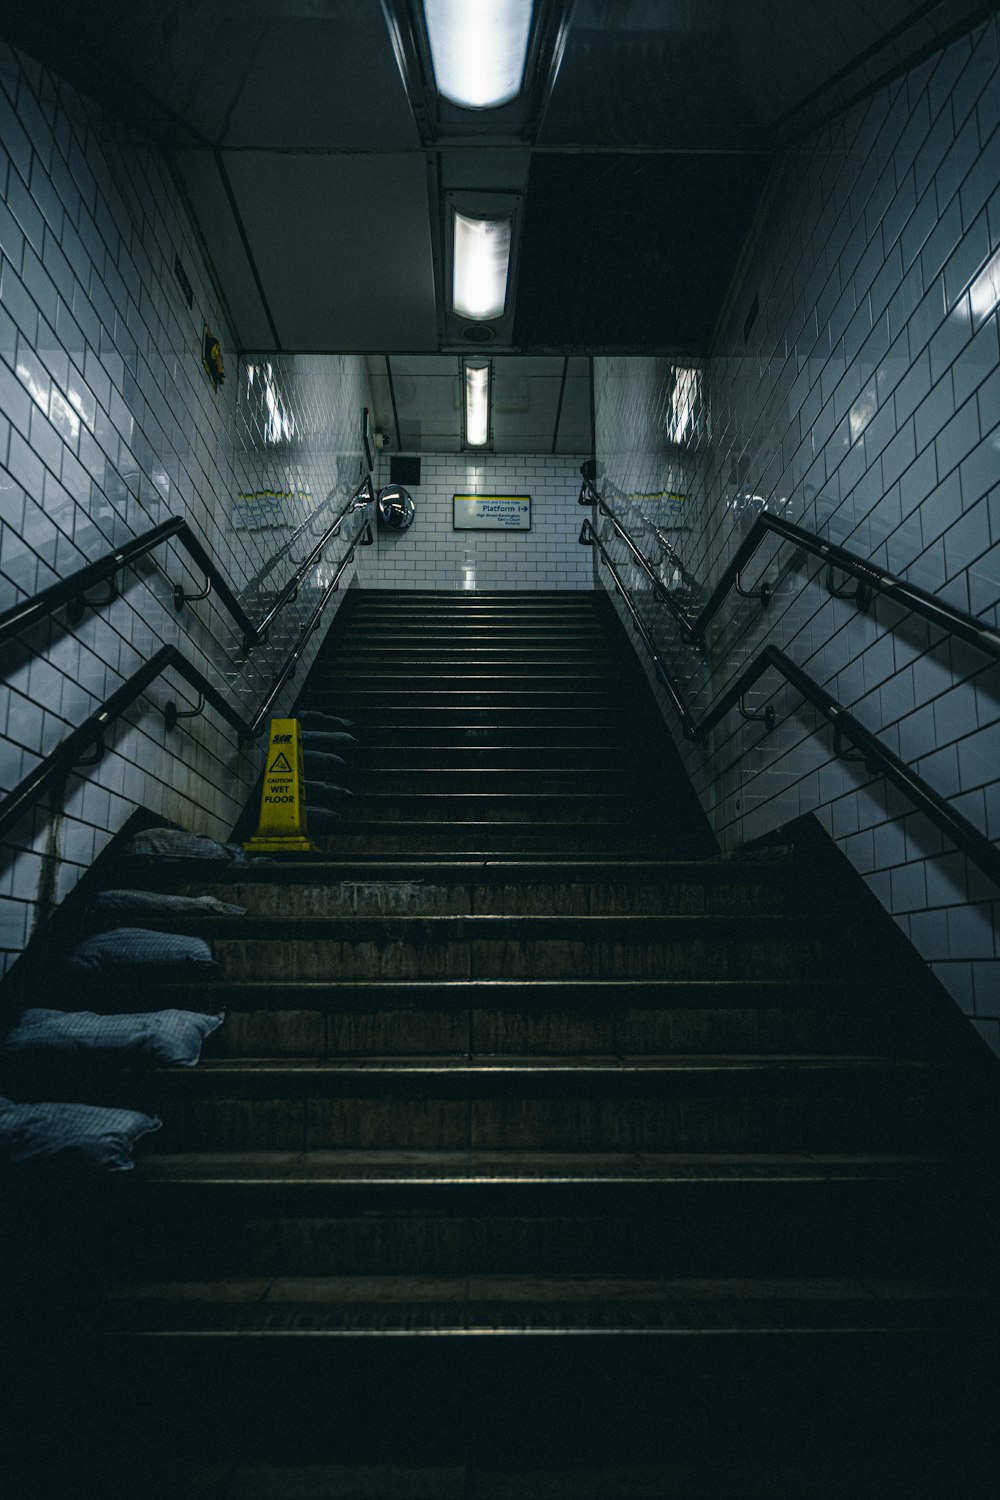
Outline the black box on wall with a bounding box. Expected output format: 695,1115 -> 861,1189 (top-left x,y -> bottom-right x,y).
390,456 -> 421,486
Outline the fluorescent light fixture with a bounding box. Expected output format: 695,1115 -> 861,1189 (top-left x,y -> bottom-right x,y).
453,212 -> 511,320
465,363 -> 490,447
423,0 -> 533,109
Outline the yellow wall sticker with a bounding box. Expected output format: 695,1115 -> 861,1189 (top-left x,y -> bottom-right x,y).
244,718 -> 320,853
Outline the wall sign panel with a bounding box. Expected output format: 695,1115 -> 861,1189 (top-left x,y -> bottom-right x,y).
453,494 -> 531,531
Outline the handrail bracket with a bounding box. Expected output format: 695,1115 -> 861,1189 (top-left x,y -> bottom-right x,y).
73,732 -> 107,767
734,571 -> 771,608
832,723 -> 878,774
68,572 -> 119,624
738,695 -> 775,732
826,563 -> 871,612
174,575 -> 213,611
164,695 -> 206,732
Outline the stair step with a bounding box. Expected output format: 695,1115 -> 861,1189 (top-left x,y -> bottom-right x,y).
352,747 -> 651,768
25,1151 -> 979,1281
175,861 -> 796,916
315,708 -> 662,728
331,793 -> 675,823
322,664 -> 621,681
101,1273 -> 999,1335
336,626 -> 610,641
337,726 -> 641,747
106,912 -> 845,982
81,1457 -> 1000,1500
20,1056 -> 930,1154
334,645 -> 618,660
320,821 -> 713,856
343,771 -> 650,794
73,975 -> 894,1058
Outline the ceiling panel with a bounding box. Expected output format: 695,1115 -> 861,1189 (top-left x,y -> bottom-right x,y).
4,0 -> 990,378
224,154 -> 438,351
221,15 -> 421,149
363,356 -> 593,454
514,153 -> 771,352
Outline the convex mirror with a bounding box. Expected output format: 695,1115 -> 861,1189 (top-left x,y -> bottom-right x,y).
377,485 -> 416,531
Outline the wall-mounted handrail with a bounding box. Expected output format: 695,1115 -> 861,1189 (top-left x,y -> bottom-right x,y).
247,512 -> 373,736
248,476 -> 374,651
578,511 -> 695,642
0,646 -> 248,839
0,517 -> 256,652
240,479 -> 357,598
0,513 -> 373,840
580,476 -> 1000,663
581,517 -> 1000,891
0,474 -> 375,664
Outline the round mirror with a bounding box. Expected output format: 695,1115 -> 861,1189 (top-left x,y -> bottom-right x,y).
377,484 -> 416,532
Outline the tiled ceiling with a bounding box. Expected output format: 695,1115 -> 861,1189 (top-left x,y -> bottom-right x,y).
5,0 -> 990,374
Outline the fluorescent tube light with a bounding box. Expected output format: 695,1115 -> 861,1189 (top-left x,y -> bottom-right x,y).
424,0 -> 533,109
465,364 -> 490,447
453,212 -> 511,320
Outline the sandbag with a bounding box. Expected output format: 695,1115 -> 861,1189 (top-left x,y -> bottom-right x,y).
298,711 -> 354,731
93,890 -> 246,917
304,779 -> 353,807
302,730 -> 357,749
302,750 -> 346,777
5,1008 -> 224,1067
124,828 -> 249,862
0,1096 -> 162,1172
65,928 -> 216,975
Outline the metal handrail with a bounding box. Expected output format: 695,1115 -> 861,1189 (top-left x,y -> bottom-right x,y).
0,474 -> 376,662
578,512 -> 694,641
240,480 -> 352,597
579,476 -> 1000,661
0,517 -> 256,650
247,512 -> 373,735
0,513 -> 373,839
581,518 -> 1000,891
249,476 -> 374,651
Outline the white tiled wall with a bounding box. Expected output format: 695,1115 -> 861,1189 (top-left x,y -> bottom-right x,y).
0,43 -> 375,974
594,19 -> 1000,1055
373,453 -> 592,591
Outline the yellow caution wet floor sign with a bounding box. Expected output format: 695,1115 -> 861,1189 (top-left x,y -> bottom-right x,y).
244,718 -> 320,853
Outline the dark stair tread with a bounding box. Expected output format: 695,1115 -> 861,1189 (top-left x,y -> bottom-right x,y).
132,1149 -> 961,1184
158,1054 -> 925,1071
89,1458 -> 1000,1500
167,859 -> 795,884
100,1272 -> 1000,1335
124,913 -> 830,936
118,1057 -> 928,1099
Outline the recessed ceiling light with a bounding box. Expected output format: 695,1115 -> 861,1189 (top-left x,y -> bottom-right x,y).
464,362 -> 491,447
453,212 -> 511,321
423,0 -> 534,109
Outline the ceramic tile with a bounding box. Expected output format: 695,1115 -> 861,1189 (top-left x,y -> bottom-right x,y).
595,28 -> 1000,1054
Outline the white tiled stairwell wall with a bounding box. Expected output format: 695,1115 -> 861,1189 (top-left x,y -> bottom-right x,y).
373,454 -> 593,591
0,41 -> 376,976
594,17 -> 1000,1055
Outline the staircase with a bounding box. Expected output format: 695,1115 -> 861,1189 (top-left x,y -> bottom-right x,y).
7,589 -> 1000,1498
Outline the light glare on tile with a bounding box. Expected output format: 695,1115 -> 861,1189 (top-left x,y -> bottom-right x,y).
465,365 -> 490,446
424,0 -> 533,109
453,212 -> 511,320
